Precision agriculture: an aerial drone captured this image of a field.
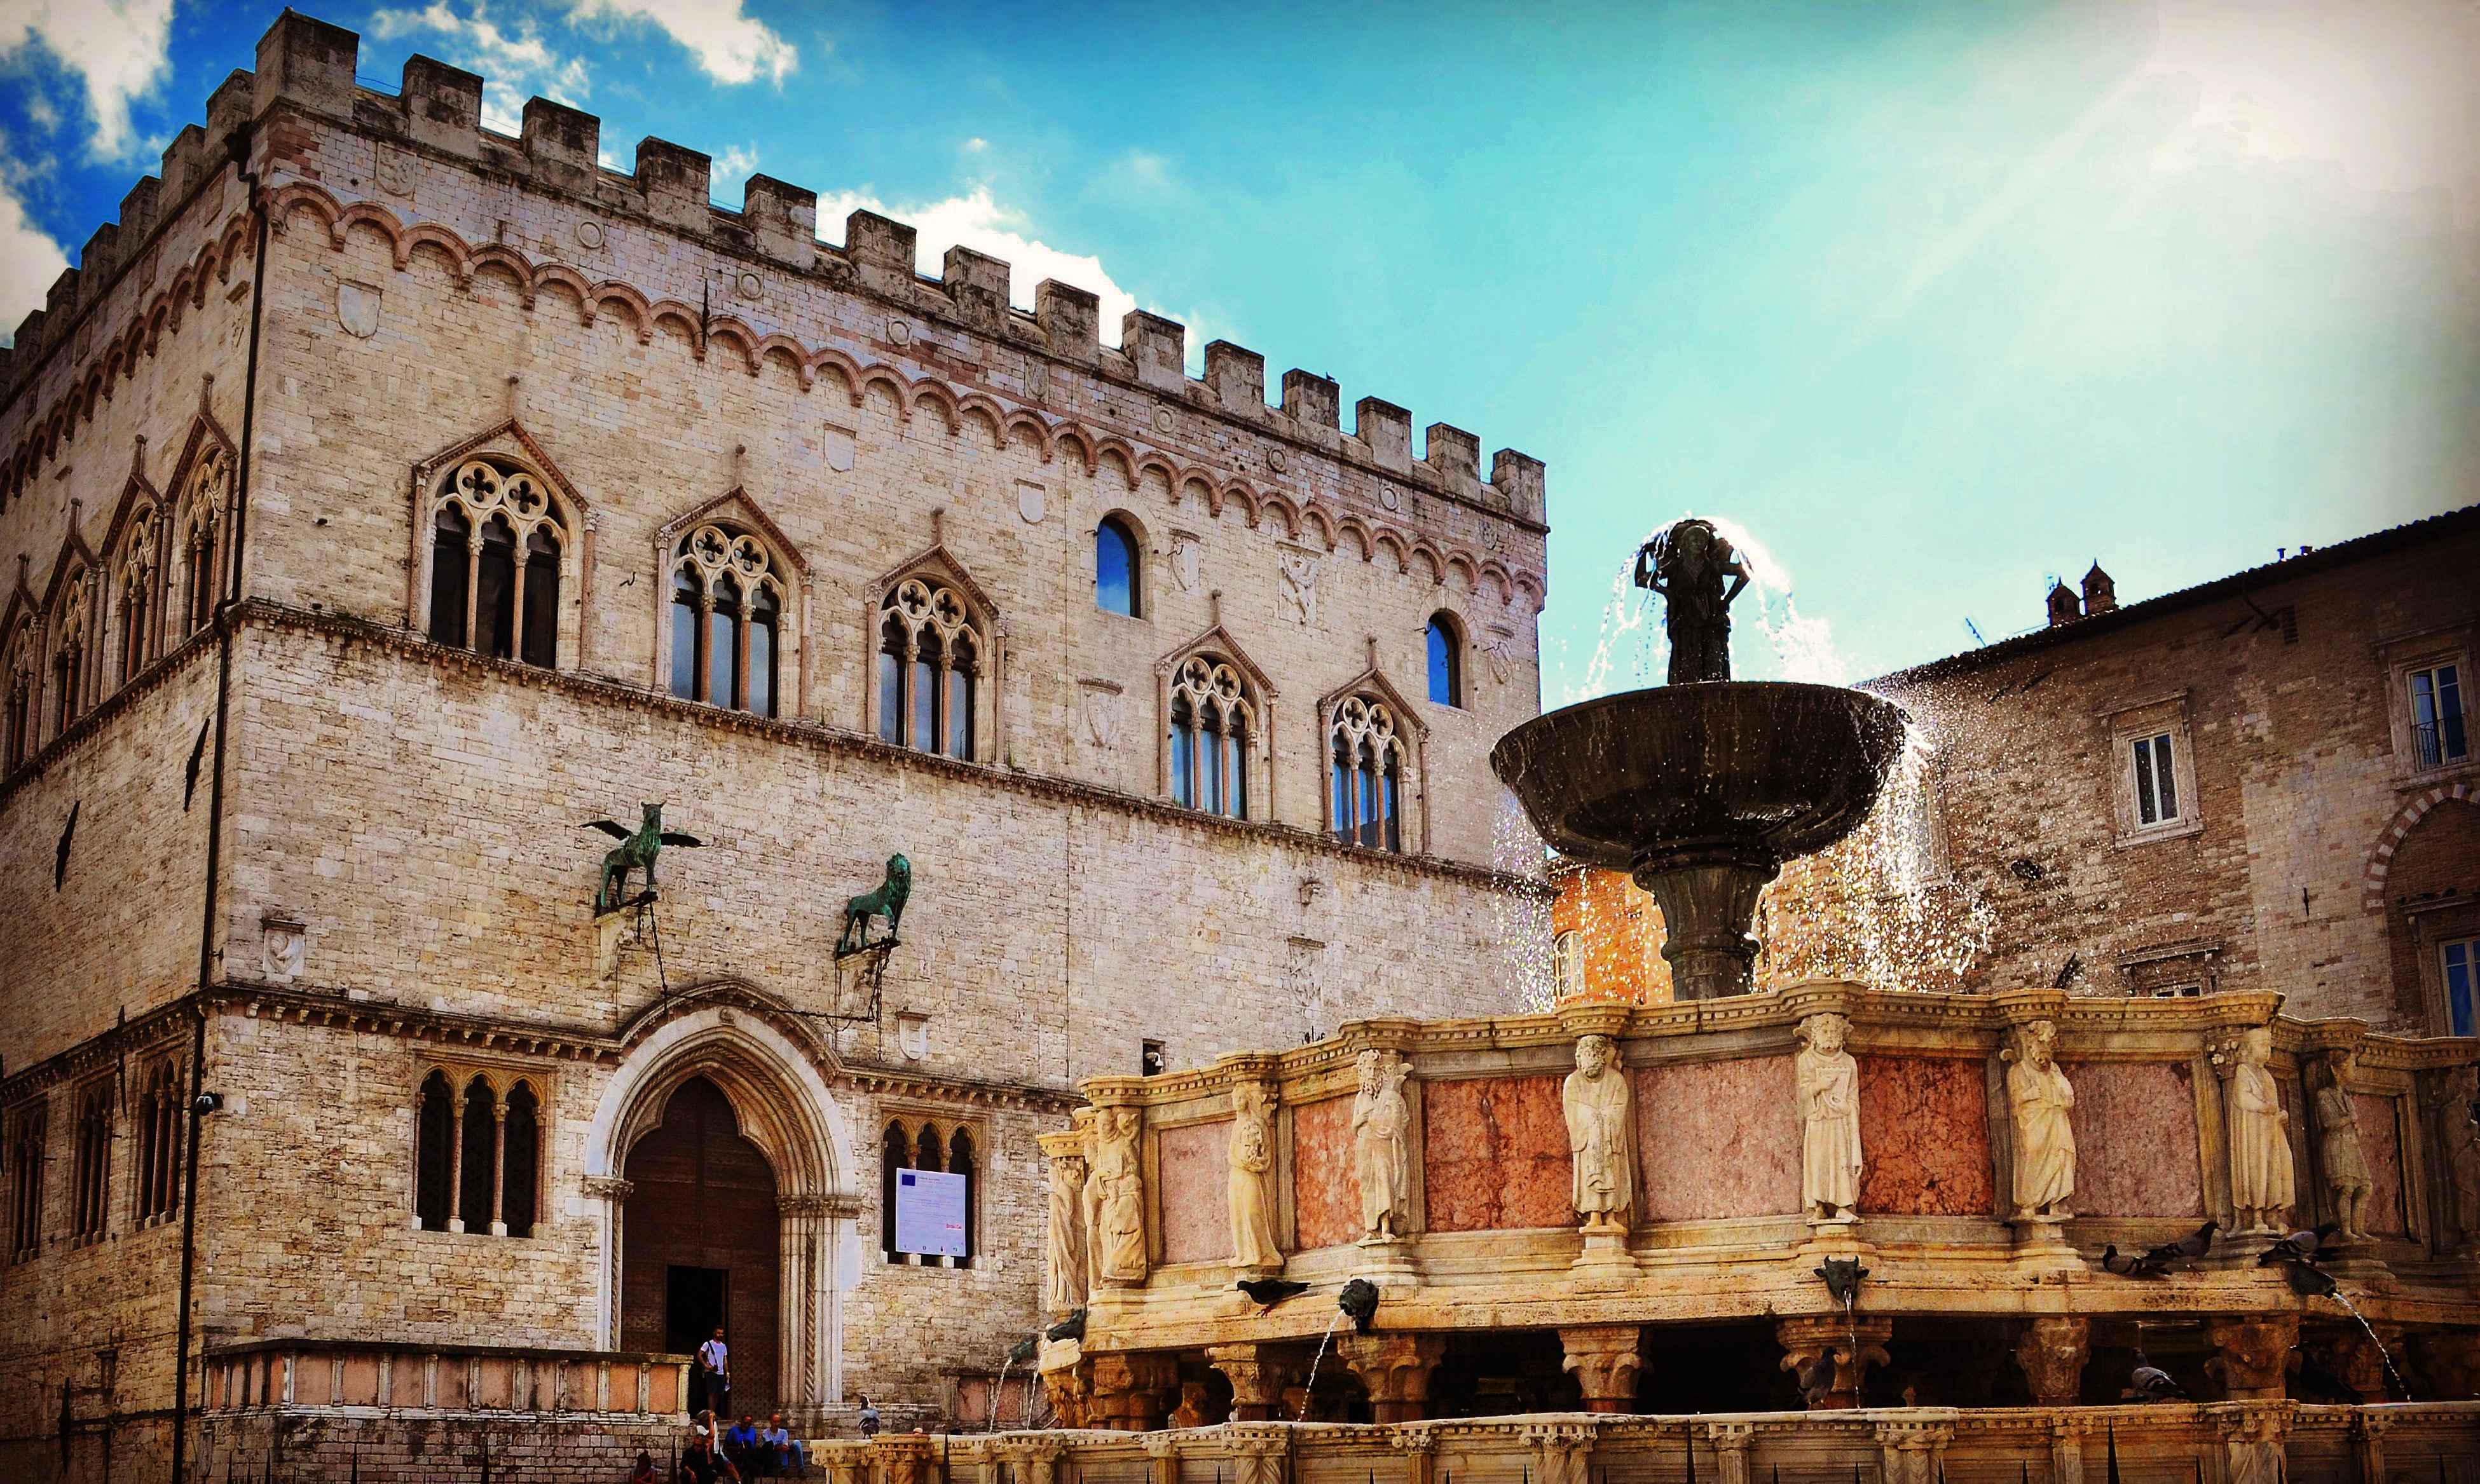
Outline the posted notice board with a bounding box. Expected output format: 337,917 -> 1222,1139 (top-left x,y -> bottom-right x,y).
893,1169 -> 968,1257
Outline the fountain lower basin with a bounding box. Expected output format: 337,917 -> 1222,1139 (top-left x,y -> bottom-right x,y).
1491,682 -> 1908,998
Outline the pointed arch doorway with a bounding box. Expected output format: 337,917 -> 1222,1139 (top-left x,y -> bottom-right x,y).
620,1077 -> 780,1416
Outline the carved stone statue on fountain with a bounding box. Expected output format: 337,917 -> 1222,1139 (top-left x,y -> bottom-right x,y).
2001,1019 -> 2079,1261
1634,518 -> 1750,685
1563,1033 -> 1638,1276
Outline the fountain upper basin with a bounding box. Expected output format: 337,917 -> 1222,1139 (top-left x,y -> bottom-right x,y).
1490,682 -> 1909,876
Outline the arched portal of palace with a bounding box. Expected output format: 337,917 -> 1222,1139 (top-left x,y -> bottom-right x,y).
623,1077 -> 781,1415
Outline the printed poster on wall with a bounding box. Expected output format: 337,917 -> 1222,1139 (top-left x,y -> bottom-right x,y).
894,1169 -> 968,1257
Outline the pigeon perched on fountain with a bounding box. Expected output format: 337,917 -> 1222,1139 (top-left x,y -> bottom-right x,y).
2277,1258 -> 2339,1297
2257,1223 -> 2340,1267
1337,1279 -> 1381,1334
2100,1244 -> 2170,1279
2124,1351 -> 2188,1402
1237,1278 -> 1311,1307
1793,1348 -> 1840,1408
2132,1220 -> 2217,1274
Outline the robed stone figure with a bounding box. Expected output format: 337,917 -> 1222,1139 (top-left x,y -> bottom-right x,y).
1796,1012 -> 1863,1223
2228,1026 -> 2296,1233
1563,1033 -> 1636,1230
2003,1019 -> 2076,1222
1352,1051 -> 1413,1241
1092,1106 -> 1148,1284
1045,1148 -> 1088,1313
1228,1082 -> 1284,1270
2313,1049 -> 2374,1242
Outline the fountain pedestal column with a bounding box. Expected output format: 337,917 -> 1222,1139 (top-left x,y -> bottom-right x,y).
1086,1352 -> 1176,1431
1633,847 -> 1776,1000
2012,1317 -> 2090,1406
2203,1314 -> 2298,1401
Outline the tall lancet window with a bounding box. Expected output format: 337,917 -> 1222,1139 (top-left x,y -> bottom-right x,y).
1169,655 -> 1256,819
1328,695 -> 1405,851
670,524 -> 784,716
876,576 -> 983,758
427,458 -> 566,669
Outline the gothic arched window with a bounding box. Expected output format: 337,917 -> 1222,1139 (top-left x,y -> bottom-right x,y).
415,1070 -> 455,1232
1427,612 -> 1462,707
50,570 -> 93,737
174,446 -> 232,642
877,576 -> 983,758
502,1080 -> 541,1239
947,1127 -> 978,1270
1328,695 -> 1405,851
880,1117 -> 978,1267
428,458 -> 566,669
6,1106 -> 42,1262
671,524 -> 784,716
114,504 -> 160,688
134,1059 -> 184,1225
1097,516 -> 1141,617
1170,655 -> 1256,819
4,619 -> 36,768
70,1084 -> 110,1242
458,1076 -> 497,1234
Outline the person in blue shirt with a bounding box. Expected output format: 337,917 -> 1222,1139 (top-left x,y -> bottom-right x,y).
764,1414 -> 807,1478
723,1415 -> 765,1476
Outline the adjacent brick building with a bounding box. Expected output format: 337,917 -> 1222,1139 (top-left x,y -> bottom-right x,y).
0,15 -> 1549,1478
1554,507 -> 2480,1038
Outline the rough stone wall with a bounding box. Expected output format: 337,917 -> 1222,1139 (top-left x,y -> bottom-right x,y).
1877,526 -> 2479,1028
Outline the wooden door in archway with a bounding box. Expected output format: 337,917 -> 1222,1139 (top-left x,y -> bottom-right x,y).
621,1076 -> 780,1418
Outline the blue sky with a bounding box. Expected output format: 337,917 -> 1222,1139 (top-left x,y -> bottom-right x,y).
3,0 -> 2474,695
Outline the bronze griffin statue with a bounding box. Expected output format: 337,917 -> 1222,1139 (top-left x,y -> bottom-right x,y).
580,803 -> 705,913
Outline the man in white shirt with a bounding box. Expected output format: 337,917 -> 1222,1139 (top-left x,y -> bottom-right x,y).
696,1327 -> 731,1419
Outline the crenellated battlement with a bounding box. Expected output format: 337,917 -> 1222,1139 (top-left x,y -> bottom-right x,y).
3,11 -> 1543,530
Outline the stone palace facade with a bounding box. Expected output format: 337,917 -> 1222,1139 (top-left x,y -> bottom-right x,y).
0,14 -> 1549,1478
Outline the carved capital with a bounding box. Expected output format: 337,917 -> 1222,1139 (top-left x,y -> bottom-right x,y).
2013,1316 -> 2091,1407
1524,1420 -> 1599,1484
2204,1316 -> 2299,1400
1777,1315 -> 1893,1410
1088,1352 -> 1177,1433
1557,1324 -> 1644,1413
581,1176 -> 634,1202
1342,1333 -> 1448,1423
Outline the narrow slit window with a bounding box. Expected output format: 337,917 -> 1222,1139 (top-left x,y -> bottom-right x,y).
1097,517 -> 1140,616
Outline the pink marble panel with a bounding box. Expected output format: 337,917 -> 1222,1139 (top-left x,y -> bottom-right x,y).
2065,1061 -> 2203,1218
1158,1119 -> 1231,1265
2357,1091 -> 2408,1237
1858,1055 -> 1994,1216
1635,1056 -> 1802,1221
1291,1096 -> 1358,1251
1423,1075 -> 1574,1231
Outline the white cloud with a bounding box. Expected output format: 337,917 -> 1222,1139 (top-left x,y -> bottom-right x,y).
0,0 -> 178,160
0,174 -> 69,344
816,185 -> 1144,340
711,142 -> 759,195
369,2 -> 592,136
565,0 -> 795,86
2147,0 -> 2480,233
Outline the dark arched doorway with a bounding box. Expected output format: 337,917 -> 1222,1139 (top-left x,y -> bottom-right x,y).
2385,798 -> 2480,1034
621,1077 -> 779,1417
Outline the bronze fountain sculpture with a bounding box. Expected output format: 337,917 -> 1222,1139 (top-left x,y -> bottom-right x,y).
1493,519 -> 1906,999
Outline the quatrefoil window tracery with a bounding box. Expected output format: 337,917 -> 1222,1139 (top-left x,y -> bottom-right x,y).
672,523 -> 784,717
428,457 -> 567,671
114,505 -> 160,684
50,570 -> 93,735
174,447 -> 231,640
3,618 -> 37,768
1330,694 -> 1406,852
1170,655 -> 1256,819
878,576 -> 983,759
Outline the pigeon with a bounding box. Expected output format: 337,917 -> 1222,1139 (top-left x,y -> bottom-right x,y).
2277,1259 -> 2338,1298
2100,1244 -> 2170,1279
1794,1349 -> 1839,1408
1237,1278 -> 1311,1307
2257,1223 -> 2340,1267
1337,1278 -> 1381,1334
2125,1351 -> 2187,1403
1045,1309 -> 1086,1343
2134,1220 -> 2217,1274
2289,1348 -> 2360,1405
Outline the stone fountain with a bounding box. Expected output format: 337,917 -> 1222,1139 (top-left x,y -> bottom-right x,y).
1491,519 -> 1907,999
